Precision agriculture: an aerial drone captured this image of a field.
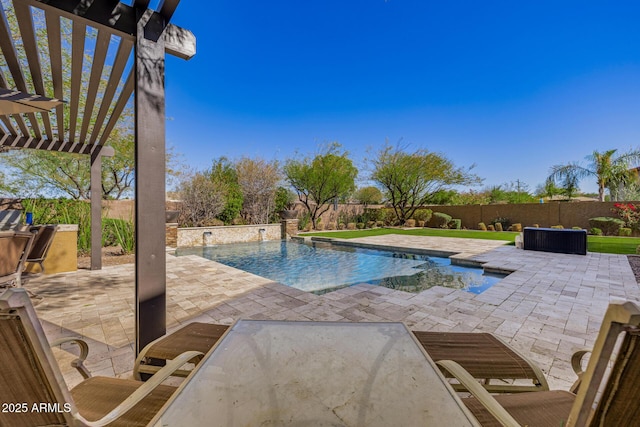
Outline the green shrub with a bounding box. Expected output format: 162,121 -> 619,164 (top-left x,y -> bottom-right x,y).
495,222 -> 503,232
571,226 -> 582,230
433,212 -> 452,228
619,227 -> 632,237
102,218 -> 135,254
590,227 -> 603,236
356,222 -> 365,229
448,218 -> 462,230
491,217 -> 512,229
338,222 -> 346,230
366,221 -> 376,228
381,208 -> 398,226
23,198 -> 91,254
363,208 -> 382,223
478,222 -> 487,231
588,217 -> 624,236
412,209 -> 433,223
298,213 -> 311,230
376,221 -> 385,228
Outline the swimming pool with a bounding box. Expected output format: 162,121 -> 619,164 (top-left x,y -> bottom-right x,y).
176,240 -> 504,295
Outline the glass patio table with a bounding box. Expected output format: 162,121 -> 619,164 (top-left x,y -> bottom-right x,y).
150,320 -> 480,426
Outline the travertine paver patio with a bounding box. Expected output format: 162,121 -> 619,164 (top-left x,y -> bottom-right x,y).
24,234 -> 640,393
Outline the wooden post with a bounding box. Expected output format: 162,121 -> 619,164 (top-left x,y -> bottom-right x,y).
90,148 -> 102,270
134,9 -> 167,354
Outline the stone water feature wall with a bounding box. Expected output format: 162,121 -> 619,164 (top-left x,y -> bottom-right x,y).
177,223 -> 282,247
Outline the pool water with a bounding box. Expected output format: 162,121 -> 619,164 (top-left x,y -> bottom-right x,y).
176,240 -> 504,295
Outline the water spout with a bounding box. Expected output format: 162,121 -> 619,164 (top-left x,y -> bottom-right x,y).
259,228 -> 266,241
203,231 -> 213,246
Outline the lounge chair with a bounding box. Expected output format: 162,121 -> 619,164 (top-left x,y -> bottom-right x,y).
0,288 -> 203,427
134,322 -> 549,395
134,322 -> 230,379
413,331 -> 549,393
24,224 -> 58,275
437,301 -> 640,426
0,230 -> 34,288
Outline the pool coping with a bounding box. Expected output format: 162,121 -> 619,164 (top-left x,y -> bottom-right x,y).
298,236 -> 518,277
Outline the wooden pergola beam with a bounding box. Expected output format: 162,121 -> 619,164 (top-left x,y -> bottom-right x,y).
30,0 -> 195,59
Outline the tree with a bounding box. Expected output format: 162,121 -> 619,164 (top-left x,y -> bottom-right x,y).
207,157 -> 243,224
284,143 -> 357,229
236,157 -> 281,224
354,186 -> 383,207
177,173 -> 226,227
371,145 -> 481,223
0,123 -> 134,199
548,149 -> 640,202
535,178 -> 562,200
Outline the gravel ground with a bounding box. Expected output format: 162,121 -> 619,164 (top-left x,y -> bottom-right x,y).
627,255 -> 640,283
77,246 -> 135,269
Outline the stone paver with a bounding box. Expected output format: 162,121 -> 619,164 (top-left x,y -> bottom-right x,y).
24,235 -> 640,392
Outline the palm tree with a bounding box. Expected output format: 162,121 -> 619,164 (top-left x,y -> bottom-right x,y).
548,149 -> 640,202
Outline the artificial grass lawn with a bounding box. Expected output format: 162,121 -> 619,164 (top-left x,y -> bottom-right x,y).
303,228 -> 640,255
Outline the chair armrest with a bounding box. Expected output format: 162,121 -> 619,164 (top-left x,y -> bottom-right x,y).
569,349 -> 590,393
436,360 -> 520,427
50,337 -> 91,380
74,350 -> 204,427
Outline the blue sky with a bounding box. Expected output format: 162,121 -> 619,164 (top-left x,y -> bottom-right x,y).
163,1 -> 640,194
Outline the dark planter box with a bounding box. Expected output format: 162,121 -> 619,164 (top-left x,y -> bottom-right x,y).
523,227 -> 587,255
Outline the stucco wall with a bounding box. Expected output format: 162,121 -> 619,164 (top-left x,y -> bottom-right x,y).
421,201 -> 631,229
178,224 -> 282,247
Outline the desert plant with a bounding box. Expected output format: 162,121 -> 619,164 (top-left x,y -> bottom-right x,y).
326,222 -> 337,230
417,220 -> 425,227
366,221 -> 376,228
487,224 -> 495,231
478,222 -> 487,231
356,222 -> 365,229
404,219 -> 416,227
298,212 -> 311,231
338,222 -> 346,230
412,208 -> 433,223
510,223 -> 522,232
102,218 -> 135,254
23,198 -> 92,254
376,221 -> 385,227
448,218 -> 462,230
491,217 -> 512,230
495,222 -> 503,232
432,212 -> 452,228
619,227 -> 632,237
347,222 -> 357,230
550,225 -> 564,229
572,226 -> 582,230
588,217 -> 624,236
590,227 -> 603,236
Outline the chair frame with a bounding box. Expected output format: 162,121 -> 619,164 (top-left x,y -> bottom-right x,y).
25,224 -> 58,275
0,288 -> 203,427
436,301 -> 640,426
0,230 -> 35,288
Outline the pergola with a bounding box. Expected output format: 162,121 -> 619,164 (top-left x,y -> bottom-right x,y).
0,0 -> 195,353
